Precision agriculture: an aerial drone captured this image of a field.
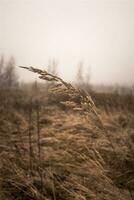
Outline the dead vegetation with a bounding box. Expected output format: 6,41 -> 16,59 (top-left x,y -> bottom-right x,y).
0,67 -> 134,200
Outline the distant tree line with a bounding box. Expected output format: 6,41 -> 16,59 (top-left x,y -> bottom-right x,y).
0,56 -> 18,89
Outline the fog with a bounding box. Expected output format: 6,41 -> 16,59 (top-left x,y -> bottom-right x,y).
0,0 -> 134,85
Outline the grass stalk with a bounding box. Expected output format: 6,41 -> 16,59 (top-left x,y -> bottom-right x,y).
28,98 -> 33,176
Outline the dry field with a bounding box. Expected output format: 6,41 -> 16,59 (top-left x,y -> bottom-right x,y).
0,68 -> 134,200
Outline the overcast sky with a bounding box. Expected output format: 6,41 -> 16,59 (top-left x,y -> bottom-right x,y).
0,0 -> 134,85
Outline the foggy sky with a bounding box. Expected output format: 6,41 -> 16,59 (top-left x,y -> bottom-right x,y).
0,0 -> 134,85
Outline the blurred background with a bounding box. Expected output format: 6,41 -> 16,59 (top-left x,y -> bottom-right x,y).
0,0 -> 134,87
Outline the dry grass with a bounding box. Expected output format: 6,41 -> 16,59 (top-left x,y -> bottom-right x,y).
0,67 -> 133,200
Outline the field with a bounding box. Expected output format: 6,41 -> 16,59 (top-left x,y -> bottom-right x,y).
0,69 -> 134,200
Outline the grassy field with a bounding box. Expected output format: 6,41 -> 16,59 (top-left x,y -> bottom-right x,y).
0,69 -> 134,200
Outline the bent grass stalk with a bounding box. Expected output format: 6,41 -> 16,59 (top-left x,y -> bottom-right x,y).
19,66 -> 116,154
19,66 -> 131,199
19,67 -> 100,119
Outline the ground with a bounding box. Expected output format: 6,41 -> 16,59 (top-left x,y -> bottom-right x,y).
0,90 -> 134,200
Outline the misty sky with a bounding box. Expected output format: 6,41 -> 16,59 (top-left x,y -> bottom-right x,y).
0,0 -> 134,85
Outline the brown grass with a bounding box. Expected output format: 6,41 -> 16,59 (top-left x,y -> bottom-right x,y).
0,67 -> 133,200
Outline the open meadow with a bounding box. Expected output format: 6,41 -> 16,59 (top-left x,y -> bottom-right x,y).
0,68 -> 134,200
1,0 -> 134,199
